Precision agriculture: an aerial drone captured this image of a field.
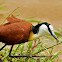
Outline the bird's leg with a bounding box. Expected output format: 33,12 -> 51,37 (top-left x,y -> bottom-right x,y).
25,56 -> 39,62
9,45 -> 31,57
0,44 -> 6,51
9,45 -> 39,62
32,40 -> 36,51
27,40 -> 36,62
26,40 -> 37,62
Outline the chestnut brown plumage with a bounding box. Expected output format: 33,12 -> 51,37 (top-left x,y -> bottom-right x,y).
0,15 -> 32,45
0,15 -> 59,62
0,15 -> 35,62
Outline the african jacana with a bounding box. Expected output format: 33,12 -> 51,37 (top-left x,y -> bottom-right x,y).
0,15 -> 59,62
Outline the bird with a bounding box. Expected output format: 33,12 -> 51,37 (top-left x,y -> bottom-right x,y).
0,15 -> 59,61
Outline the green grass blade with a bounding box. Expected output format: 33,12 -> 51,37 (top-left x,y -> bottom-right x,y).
0,2 -> 5,5
28,41 -> 33,48
50,47 -> 53,55
1,7 -> 19,24
24,19 -> 42,23
54,31 -> 62,36
50,51 -> 62,61
14,44 -> 21,55
59,28 -> 62,32
24,16 -> 37,20
33,42 -> 62,55
2,52 -> 9,60
0,5 -> 7,11
15,14 -> 20,17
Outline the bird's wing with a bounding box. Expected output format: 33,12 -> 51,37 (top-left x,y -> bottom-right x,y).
7,15 -> 24,23
0,21 -> 32,44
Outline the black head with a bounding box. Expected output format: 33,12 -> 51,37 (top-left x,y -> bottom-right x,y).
32,22 -> 50,34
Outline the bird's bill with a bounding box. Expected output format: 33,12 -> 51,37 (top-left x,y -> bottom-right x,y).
51,31 -> 59,43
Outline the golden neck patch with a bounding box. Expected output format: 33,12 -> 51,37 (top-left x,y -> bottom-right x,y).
28,31 -> 34,41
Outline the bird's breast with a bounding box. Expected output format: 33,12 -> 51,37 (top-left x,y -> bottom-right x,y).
28,31 -> 34,41
28,31 -> 39,41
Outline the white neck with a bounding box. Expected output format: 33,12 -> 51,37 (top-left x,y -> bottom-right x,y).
33,24 -> 50,39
